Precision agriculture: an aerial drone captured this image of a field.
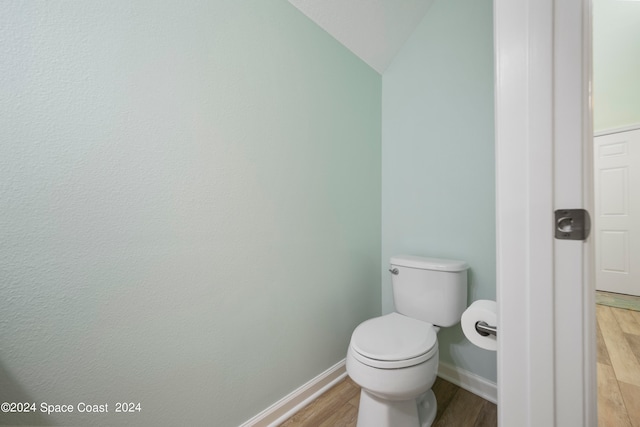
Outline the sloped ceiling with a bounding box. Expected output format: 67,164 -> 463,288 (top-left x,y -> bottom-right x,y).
288,0 -> 435,74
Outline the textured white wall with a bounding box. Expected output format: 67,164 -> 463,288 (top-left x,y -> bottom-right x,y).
0,2 -> 381,426
593,0 -> 640,131
382,0 -> 496,382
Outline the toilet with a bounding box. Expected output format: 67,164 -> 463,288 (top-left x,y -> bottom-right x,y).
346,255 -> 468,427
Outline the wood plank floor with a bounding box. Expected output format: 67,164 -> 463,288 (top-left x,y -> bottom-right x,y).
597,304 -> 640,427
282,303 -> 640,427
280,376 -> 496,427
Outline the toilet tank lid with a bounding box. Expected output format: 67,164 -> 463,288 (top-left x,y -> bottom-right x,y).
390,255 -> 468,272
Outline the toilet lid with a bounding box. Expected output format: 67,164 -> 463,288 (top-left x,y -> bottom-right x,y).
351,313 -> 437,362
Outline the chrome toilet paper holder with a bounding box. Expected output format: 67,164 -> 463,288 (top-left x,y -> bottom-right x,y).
475,321 -> 497,337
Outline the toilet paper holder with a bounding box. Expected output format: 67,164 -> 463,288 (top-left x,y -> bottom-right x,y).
475,321 -> 497,337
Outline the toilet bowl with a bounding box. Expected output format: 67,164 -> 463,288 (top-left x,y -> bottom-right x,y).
346,312 -> 439,427
346,255 -> 468,427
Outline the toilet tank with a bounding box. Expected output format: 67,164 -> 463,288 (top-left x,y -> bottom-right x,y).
390,255 -> 468,327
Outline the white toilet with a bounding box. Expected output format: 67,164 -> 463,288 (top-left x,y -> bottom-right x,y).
346,255 -> 468,427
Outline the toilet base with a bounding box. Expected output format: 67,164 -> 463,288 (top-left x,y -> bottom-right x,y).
356,389 -> 437,427
417,389 -> 437,426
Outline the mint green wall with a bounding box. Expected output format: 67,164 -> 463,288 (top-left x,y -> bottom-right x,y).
382,0 -> 496,382
0,2 -> 381,426
594,0 -> 640,131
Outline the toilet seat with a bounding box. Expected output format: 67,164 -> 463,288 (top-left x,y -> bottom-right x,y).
350,313 -> 438,369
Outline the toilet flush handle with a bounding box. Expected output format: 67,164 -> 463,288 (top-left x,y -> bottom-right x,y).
388,268 -> 399,275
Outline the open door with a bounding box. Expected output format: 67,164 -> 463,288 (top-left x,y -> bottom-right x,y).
594,128 -> 640,296
495,0 -> 596,425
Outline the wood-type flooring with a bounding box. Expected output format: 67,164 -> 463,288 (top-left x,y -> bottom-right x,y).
281,303 -> 640,426
280,375 -> 496,427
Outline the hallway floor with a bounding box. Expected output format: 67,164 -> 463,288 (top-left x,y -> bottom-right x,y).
597,304 -> 640,427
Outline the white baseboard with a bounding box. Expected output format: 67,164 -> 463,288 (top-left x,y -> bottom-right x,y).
437,361 -> 497,404
239,359 -> 347,427
239,358 -> 495,427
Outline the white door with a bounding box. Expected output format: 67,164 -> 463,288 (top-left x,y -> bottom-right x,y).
594,128 -> 640,296
495,0 -> 596,425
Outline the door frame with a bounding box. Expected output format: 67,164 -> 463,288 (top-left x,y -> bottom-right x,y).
494,0 -> 596,425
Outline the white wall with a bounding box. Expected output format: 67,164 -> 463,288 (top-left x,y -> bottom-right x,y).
593,0 -> 640,131
0,2 -> 381,426
381,0 -> 496,382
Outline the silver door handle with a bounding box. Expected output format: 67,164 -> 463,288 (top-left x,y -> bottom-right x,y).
554,209 -> 590,240
388,268 -> 399,275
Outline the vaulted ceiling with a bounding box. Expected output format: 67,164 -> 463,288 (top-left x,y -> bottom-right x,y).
288,0 -> 435,74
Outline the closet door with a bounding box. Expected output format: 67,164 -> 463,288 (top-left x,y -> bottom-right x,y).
594,128 -> 640,296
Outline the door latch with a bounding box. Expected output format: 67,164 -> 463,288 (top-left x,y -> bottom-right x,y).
554,209 -> 591,240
